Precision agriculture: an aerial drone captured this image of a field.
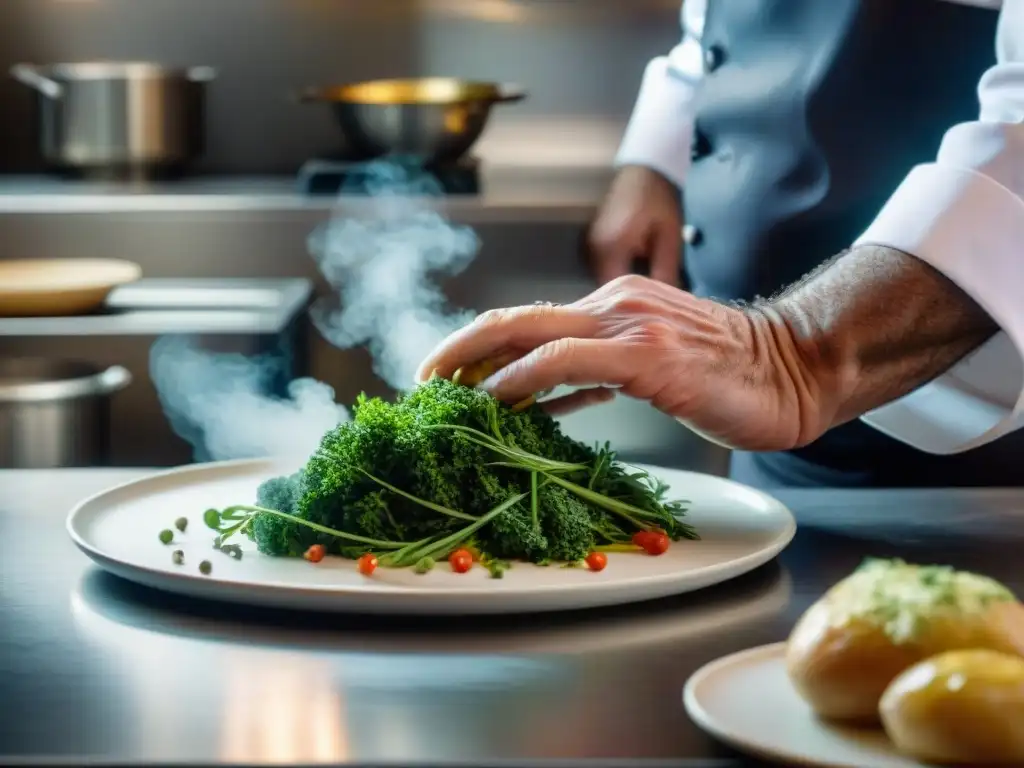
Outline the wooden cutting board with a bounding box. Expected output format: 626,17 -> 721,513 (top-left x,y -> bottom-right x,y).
0,258 -> 142,317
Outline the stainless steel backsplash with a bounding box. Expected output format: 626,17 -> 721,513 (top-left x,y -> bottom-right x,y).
0,0 -> 679,173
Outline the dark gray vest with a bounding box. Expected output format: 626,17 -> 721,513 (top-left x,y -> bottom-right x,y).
685,0 -> 1021,487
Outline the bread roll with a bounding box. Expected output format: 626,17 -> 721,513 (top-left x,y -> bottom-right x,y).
786,558 -> 1024,722
880,649 -> 1024,765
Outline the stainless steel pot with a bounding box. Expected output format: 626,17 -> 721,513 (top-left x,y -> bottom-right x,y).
299,78 -> 525,163
0,358 -> 131,468
11,61 -> 215,179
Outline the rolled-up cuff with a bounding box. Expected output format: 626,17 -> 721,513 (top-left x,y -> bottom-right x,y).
614,58 -> 697,190
861,333 -> 1024,454
855,164 -> 1024,453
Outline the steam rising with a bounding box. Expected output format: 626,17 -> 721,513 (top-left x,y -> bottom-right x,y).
307,163 -> 479,390
150,336 -> 349,462
150,161 -> 479,462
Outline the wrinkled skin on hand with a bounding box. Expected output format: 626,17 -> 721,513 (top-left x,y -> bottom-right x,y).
417,275 -> 832,452
586,166 -> 683,287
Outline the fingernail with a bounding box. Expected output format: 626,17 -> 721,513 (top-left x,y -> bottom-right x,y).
459,359 -> 496,388
511,395 -> 536,412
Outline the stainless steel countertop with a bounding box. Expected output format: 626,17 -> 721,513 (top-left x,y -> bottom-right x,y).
0,278 -> 312,336
3,469 -> 1024,765
0,167 -> 614,221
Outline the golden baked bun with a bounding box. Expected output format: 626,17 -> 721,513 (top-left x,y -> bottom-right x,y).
880,649 -> 1024,765
786,558 -> 1024,723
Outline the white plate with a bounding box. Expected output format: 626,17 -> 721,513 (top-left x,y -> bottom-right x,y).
66,457 -> 796,615
683,643 -> 928,768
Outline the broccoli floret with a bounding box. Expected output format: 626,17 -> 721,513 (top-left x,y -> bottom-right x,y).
249,511 -> 309,556
255,472 -> 304,515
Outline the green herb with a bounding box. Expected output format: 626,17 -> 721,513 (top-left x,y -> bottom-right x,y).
199,560 -> 212,575
159,529 -> 174,545
203,508 -> 221,531
174,517 -> 188,533
172,550 -> 184,565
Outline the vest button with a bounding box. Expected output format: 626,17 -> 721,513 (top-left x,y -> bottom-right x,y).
704,45 -> 726,73
683,224 -> 703,246
691,131 -> 712,161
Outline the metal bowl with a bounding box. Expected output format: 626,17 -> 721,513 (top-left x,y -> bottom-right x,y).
299,78 -> 525,164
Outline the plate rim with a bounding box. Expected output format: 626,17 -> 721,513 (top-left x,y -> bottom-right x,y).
66,457 -> 798,611
683,642 -> 915,768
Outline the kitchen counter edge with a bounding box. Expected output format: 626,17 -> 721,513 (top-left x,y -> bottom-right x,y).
0,167 -> 615,222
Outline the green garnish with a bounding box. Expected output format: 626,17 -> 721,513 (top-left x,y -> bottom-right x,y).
483,558 -> 510,579
175,517 -> 188,533
201,376 -> 695,574
203,508 -> 221,531
159,529 -> 173,545
199,560 -> 212,575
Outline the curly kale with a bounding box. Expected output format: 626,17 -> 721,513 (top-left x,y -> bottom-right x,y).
209,375 -> 696,571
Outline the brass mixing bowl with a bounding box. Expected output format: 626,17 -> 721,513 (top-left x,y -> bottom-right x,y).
299,77 -> 526,163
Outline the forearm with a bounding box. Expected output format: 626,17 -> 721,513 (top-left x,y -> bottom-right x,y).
754,245 -> 999,443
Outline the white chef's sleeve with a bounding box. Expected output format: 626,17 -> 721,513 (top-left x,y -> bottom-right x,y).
855,0 -> 1024,454
614,0 -> 708,189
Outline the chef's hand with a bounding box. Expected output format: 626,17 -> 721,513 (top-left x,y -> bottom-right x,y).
586,166 -> 683,287
416,275 -> 834,452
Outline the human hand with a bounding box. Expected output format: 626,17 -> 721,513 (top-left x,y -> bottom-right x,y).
416,275 -> 834,452
586,165 -> 683,287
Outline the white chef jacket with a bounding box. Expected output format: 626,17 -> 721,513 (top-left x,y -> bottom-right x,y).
616,0 -> 1024,456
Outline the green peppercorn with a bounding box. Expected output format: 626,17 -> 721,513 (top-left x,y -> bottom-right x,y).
172,550 -> 184,565
174,516 -> 188,533
199,560 -> 212,575
159,529 -> 174,545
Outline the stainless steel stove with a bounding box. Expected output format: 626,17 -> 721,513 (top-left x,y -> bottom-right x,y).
296,156 -> 481,196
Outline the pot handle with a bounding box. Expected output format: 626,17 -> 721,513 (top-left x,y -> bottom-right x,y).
494,84 -> 527,104
10,64 -> 62,99
187,66 -> 217,82
95,365 -> 133,396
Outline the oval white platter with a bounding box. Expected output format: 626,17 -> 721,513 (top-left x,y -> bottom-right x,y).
684,643 -> 928,768
67,457 -> 796,615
